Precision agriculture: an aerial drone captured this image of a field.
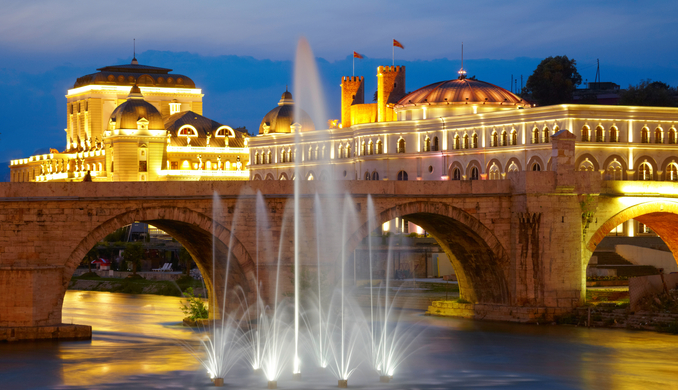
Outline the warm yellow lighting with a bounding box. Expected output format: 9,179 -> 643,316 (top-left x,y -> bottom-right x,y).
66,85 -> 202,97
158,169 -> 249,178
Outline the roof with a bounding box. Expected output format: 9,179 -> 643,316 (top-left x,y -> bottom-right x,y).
395,78 -> 526,108
259,91 -> 315,134
109,87 -> 164,130
165,111 -> 248,148
73,60 -> 195,89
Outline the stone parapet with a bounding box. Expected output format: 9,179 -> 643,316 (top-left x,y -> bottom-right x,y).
427,300 -> 571,323
0,324 -> 91,342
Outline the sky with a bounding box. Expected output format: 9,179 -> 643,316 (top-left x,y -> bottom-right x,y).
0,0 -> 677,174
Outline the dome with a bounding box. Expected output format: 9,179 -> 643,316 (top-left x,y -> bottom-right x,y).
109,85 -> 165,130
259,91 -> 315,134
73,59 -> 195,89
395,78 -> 526,108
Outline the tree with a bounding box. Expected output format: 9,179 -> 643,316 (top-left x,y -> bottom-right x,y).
523,56 -> 582,106
619,79 -> 677,107
123,242 -> 145,276
82,246 -> 99,274
179,247 -> 193,275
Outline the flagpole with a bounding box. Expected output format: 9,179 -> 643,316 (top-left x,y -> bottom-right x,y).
353,54 -> 355,77
392,40 -> 394,66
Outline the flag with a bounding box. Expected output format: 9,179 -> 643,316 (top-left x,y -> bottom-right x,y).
393,39 -> 404,49
353,51 -> 364,59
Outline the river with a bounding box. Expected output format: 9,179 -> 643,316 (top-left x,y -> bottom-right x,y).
1,291 -> 677,389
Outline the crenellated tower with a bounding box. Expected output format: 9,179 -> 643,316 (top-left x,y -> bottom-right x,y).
340,76 -> 364,128
377,65 -> 406,122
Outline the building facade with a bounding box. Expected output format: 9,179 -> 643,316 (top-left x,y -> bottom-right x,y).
10,58 -> 250,182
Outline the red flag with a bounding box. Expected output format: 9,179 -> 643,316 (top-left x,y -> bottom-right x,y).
393,39 -> 404,49
353,51 -> 364,59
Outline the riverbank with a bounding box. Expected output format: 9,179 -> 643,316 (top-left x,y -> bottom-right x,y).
68,274 -> 206,297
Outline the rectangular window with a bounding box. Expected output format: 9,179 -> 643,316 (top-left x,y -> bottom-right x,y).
139,161 -> 147,172
170,161 -> 178,170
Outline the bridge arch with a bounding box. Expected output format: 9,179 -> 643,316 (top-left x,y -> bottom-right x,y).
587,200 -> 678,264
64,206 -> 257,318
346,200 -> 510,305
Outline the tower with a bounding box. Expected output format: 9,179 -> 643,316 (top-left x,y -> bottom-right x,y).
340,76 -> 364,128
377,66 -> 406,122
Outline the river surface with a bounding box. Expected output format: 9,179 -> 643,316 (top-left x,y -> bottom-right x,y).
1,291 -> 677,389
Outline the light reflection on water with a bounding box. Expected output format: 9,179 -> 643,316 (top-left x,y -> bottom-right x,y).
1,291 -> 677,389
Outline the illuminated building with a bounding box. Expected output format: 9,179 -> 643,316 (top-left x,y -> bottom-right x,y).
249,65 -> 678,237
10,57 -> 249,182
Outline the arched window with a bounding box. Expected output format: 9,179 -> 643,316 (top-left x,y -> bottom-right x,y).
638,161 -> 652,180
314,146 -> 319,160
433,137 -> 439,151
472,134 -> 478,148
281,149 -> 287,163
372,171 -> 379,180
215,127 -> 235,138
454,135 -> 460,150
368,140 -> 374,155
452,168 -> 461,180
338,145 -> 344,159
543,127 -> 550,143
669,128 -> 677,144
491,131 -> 498,147
361,141 -> 366,156
178,126 -> 197,136
532,128 -> 539,144
254,152 -> 260,165
463,134 -> 469,149
489,163 -> 500,180
579,158 -> 594,172
666,163 -> 678,181
655,128 -> 663,144
364,171 -> 371,180
606,160 -> 623,180
346,143 -> 352,158
610,126 -> 619,142
581,126 -> 590,142
470,166 -> 479,180
266,151 -> 272,164
532,163 -> 541,171
376,139 -> 383,154
321,145 -> 326,159
424,137 -> 431,152
308,147 -> 314,161
641,128 -> 649,143
397,170 -> 408,181
596,126 -> 604,142
501,130 -> 508,146
307,173 -> 314,181
511,129 -> 518,146
397,138 -> 406,153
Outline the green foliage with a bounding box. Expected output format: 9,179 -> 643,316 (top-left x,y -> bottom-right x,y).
524,55 -> 582,106
123,242 -> 145,276
104,227 -> 128,243
181,287 -> 208,320
179,247 -> 193,275
619,79 -> 677,107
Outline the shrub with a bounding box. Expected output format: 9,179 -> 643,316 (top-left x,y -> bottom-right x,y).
181,287 -> 208,321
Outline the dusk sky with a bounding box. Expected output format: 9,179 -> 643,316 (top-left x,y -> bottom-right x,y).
1,0 -> 677,172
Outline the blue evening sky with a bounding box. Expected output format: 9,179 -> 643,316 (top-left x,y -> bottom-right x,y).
0,0 -> 676,170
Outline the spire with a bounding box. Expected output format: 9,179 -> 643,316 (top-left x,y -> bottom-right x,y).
131,39 -> 139,65
458,42 -> 467,80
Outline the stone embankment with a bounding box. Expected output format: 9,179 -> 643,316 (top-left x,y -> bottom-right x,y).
68,276 -> 206,297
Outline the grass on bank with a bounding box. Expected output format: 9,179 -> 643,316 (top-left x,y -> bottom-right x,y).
70,274 -> 204,297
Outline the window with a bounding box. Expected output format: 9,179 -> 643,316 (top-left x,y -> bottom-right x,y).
610,127 -> 619,142
433,137 -> 439,151
111,161 -> 114,172
638,161 -> 652,180
397,138 -> 406,153
171,161 -> 179,170
581,126 -> 590,142
424,137 -> 431,152
376,140 -> 383,154
368,140 -> 374,155
638,222 -> 652,234
281,150 -> 287,163
667,163 -> 678,181
266,151 -> 271,164
397,170 -> 408,181
511,130 -> 518,146
254,153 -> 260,165
338,145 -> 344,159
579,158 -> 594,172
345,144 -> 351,158
596,126 -> 604,142
362,141 -> 367,156
308,147 -> 314,161
501,130 -> 508,146
606,160 -> 622,180
139,161 -> 147,172
543,127 -> 550,143
532,163 -> 541,171
454,135 -> 460,150
491,132 -> 498,147
641,128 -> 649,143
364,171 -> 371,180
372,171 -> 379,180
532,128 -> 539,144
322,145 -> 326,159
452,168 -> 461,180
215,127 -> 234,137
179,126 -> 196,136
655,128 -> 663,144
463,134 -> 469,149
470,166 -> 479,180
489,164 -> 500,180
472,134 -> 478,148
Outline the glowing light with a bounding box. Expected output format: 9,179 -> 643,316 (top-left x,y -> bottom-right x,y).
66,85 -> 202,97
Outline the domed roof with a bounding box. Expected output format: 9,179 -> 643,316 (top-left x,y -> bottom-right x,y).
109,85 -> 165,130
259,90 -> 315,134
73,58 -> 195,89
395,77 -> 526,108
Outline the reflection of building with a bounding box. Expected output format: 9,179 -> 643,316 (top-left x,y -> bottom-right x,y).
10,57 -> 250,182
250,64 -> 678,241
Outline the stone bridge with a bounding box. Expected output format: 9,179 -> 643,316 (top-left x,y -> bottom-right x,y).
2,133 -> 678,340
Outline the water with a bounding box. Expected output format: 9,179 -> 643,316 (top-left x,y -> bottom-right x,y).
2,290 -> 678,389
